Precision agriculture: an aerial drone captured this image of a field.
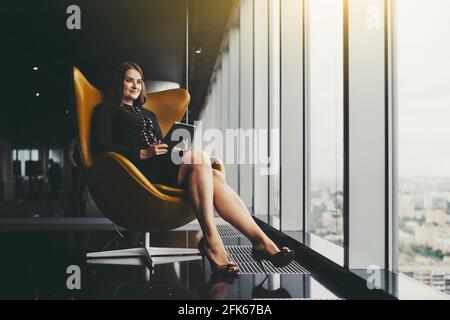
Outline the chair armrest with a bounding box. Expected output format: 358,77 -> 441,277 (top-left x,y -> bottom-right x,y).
90,152 -> 225,199
89,152 -> 181,201
86,151 -> 196,231
153,184 -> 185,197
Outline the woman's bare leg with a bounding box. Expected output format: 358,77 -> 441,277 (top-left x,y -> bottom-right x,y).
177,150 -> 234,269
211,169 -> 280,255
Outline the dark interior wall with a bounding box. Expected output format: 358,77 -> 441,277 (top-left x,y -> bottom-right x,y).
0,0 -> 236,147
0,0 -> 186,146
0,0 -> 236,203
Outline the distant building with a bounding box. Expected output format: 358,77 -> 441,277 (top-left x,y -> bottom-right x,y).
432,197 -> 448,210
414,224 -> 450,252
401,266 -> 450,295
398,180 -> 450,296
425,209 -> 446,226
446,278 -> 450,296
433,234 -> 450,253
399,229 -> 414,244
399,198 -> 416,219
414,197 -> 425,210
415,225 -> 437,247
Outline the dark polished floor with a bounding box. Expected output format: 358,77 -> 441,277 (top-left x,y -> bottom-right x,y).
0,222 -> 342,300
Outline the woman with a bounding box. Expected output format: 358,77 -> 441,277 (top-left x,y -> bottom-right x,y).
92,62 -> 295,276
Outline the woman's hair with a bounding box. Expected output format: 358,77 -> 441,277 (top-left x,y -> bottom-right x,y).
107,61 -> 147,106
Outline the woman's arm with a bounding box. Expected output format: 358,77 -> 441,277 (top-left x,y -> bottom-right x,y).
155,119 -> 164,141
91,104 -> 141,163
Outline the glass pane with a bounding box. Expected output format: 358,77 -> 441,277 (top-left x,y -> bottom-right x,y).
49,149 -> 64,167
17,149 -> 30,178
269,0 -> 281,228
17,150 -> 30,162
396,0 -> 450,295
253,0 -> 270,224
307,0 -> 344,246
31,149 -> 39,161
11,149 -> 18,177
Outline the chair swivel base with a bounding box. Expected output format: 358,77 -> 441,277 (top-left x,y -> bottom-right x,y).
86,246 -> 201,268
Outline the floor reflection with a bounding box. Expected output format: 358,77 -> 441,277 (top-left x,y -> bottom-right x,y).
0,230 -> 341,300
252,275 -> 292,299
0,198 -> 100,218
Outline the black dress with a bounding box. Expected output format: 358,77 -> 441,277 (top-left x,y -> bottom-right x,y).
91,102 -> 181,187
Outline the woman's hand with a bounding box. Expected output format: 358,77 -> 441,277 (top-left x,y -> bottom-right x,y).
140,140 -> 168,160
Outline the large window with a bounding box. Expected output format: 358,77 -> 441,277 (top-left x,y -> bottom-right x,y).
49,149 -> 64,168
395,0 -> 450,295
11,149 -> 40,178
268,0 -> 281,228
306,0 -> 344,246
251,0 -> 269,222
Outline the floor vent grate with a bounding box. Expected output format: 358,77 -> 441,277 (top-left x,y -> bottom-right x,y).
217,225 -> 244,237
225,246 -> 310,275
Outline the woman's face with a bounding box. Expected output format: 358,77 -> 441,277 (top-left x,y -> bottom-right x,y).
122,68 -> 143,102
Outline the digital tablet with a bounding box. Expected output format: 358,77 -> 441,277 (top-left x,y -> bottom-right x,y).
163,122 -> 196,152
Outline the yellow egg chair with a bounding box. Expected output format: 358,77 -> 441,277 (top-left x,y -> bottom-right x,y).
73,66 -> 224,267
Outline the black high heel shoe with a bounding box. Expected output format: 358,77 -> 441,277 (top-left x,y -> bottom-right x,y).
251,246 -> 295,268
198,238 -> 239,276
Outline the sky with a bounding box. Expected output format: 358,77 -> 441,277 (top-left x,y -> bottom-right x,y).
309,0 -> 344,182
309,0 -> 450,179
397,0 -> 450,178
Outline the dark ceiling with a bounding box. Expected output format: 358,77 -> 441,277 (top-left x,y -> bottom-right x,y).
0,0 -> 236,146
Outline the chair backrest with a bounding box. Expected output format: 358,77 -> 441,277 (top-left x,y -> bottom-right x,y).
73,66 -> 190,169
73,67 -> 103,169
142,87 -> 190,137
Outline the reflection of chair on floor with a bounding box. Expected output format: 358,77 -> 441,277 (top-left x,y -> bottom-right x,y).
91,263 -> 201,299
73,66 -> 225,267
